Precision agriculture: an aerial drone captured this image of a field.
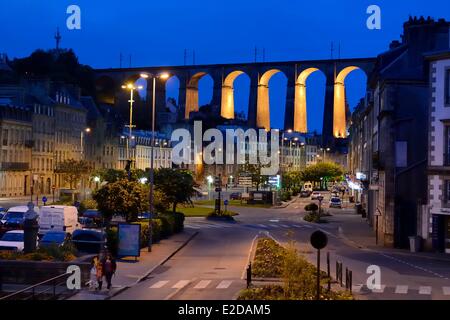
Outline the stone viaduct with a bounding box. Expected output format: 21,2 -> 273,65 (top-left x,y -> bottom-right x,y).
94,57 -> 375,146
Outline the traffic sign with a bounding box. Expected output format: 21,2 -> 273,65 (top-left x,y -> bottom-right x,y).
310,230 -> 328,250
42,196 -> 47,204
215,187 -> 222,192
224,199 -> 229,206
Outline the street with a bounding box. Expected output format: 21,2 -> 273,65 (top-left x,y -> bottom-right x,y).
113,192 -> 450,300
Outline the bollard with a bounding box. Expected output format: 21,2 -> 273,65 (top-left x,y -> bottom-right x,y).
336,261 -> 343,287
327,252 -> 331,292
349,270 -> 353,293
246,263 -> 252,289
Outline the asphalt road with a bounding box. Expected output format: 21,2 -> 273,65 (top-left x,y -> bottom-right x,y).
114,192 -> 450,300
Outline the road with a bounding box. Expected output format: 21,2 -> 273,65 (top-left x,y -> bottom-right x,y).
114,192 -> 450,300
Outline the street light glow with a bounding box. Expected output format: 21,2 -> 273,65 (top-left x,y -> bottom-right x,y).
159,72 -> 170,79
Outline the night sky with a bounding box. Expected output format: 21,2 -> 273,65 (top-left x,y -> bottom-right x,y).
1,0 -> 449,132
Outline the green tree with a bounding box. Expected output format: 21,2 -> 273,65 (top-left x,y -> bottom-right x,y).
154,168 -> 196,213
300,162 -> 344,186
92,168 -> 147,183
93,179 -> 149,223
55,159 -> 91,189
239,161 -> 269,191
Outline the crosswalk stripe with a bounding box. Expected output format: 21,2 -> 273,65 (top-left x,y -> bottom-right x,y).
216,280 -> 233,289
371,285 -> 386,293
352,284 -> 363,293
280,224 -> 291,228
185,225 -> 201,229
443,287 -> 450,295
419,286 -> 432,295
172,280 -> 190,289
257,224 -> 268,228
293,225 -> 303,228
194,280 -> 211,289
395,285 -> 408,294
269,224 -> 279,228
303,225 -> 312,229
150,280 -> 169,288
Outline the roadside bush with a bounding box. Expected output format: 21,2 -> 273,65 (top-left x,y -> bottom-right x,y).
0,243 -> 77,262
158,214 -> 175,238
303,212 -> 320,223
280,191 -> 292,202
172,212 -> 185,233
252,238 -> 286,278
304,203 -> 318,212
106,227 -> 118,257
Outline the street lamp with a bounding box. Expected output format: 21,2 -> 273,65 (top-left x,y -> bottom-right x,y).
121,83 -> 143,163
140,72 -> 170,252
80,127 -> 91,159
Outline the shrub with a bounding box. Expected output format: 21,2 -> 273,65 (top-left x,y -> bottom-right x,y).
172,212 -> 185,233
0,243 -> 77,262
252,238 -> 286,278
303,211 -> 320,223
158,214 -> 175,238
280,191 -> 292,202
304,203 -> 318,212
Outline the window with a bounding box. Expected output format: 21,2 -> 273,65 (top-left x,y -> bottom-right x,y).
446,69 -> 450,106
445,126 -> 450,166
444,180 -> 450,206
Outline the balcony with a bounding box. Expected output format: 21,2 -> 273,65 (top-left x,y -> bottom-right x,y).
0,162 -> 30,171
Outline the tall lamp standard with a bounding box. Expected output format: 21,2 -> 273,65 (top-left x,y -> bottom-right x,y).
140,72 -> 170,252
121,83 -> 143,163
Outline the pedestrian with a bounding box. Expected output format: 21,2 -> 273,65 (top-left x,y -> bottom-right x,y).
94,255 -> 104,290
102,253 -> 117,290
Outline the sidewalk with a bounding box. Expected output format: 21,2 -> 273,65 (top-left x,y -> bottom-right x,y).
68,229 -> 198,300
326,210 -> 450,262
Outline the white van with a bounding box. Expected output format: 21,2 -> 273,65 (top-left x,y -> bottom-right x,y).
39,205 -> 79,235
1,205 -> 40,226
302,182 -> 313,192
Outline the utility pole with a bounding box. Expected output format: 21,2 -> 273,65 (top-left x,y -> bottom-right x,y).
54,27 -> 62,51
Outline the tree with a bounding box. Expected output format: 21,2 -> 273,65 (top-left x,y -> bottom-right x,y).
300,162 -> 344,186
154,168 -> 196,213
55,159 -> 91,189
92,168 -> 146,183
239,161 -> 269,191
93,179 -> 149,223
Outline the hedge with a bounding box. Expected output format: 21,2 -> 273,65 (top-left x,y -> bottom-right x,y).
106,212 -> 185,256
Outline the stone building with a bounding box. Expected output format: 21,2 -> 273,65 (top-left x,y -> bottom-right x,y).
348,17 -> 450,249
425,51 -> 450,253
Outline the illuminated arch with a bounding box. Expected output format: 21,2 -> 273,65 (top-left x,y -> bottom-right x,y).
221,70 -> 249,119
333,66 -> 362,138
294,68 -> 320,133
257,69 -> 284,130
185,72 -> 210,119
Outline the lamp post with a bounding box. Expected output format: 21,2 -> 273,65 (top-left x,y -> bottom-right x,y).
121,83 -> 143,163
140,72 -> 170,252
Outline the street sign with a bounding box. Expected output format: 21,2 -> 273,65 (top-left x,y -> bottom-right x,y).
238,176 -> 252,187
215,187 -> 222,192
42,196 -> 47,204
224,199 -> 229,206
310,230 -> 328,250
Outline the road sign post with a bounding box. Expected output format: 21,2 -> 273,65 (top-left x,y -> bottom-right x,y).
42,196 -> 47,206
310,230 -> 328,300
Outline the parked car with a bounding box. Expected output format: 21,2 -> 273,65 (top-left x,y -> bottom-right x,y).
39,231 -> 71,248
0,230 -> 25,251
229,192 -> 242,200
0,206 -> 40,234
329,197 -> 342,208
39,205 -> 79,236
311,192 -> 322,200
78,216 -> 97,229
300,190 -> 311,198
72,229 -> 107,254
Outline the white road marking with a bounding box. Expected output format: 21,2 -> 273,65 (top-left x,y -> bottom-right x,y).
269,224 -> 279,228
194,280 -> 211,289
303,225 -> 312,229
216,280 -> 233,289
293,225 -> 303,228
269,219 -> 279,222
150,280 -> 169,288
257,224 -> 268,228
280,224 -> 290,228
185,225 -> 201,229
371,285 -> 386,293
172,280 -> 190,289
352,284 -> 363,293
443,287 -> 450,295
419,286 -> 432,295
395,285 -> 408,294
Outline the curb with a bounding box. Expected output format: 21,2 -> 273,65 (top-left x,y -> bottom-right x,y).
104,230 -> 199,300
273,196 -> 298,209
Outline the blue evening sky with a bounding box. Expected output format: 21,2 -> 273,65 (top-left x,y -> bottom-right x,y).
1,0 -> 449,132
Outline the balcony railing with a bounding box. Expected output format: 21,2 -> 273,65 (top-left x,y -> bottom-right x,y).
0,162 -> 30,171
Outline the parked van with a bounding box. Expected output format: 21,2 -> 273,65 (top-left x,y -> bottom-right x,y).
39,205 -> 79,235
302,182 -> 313,192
